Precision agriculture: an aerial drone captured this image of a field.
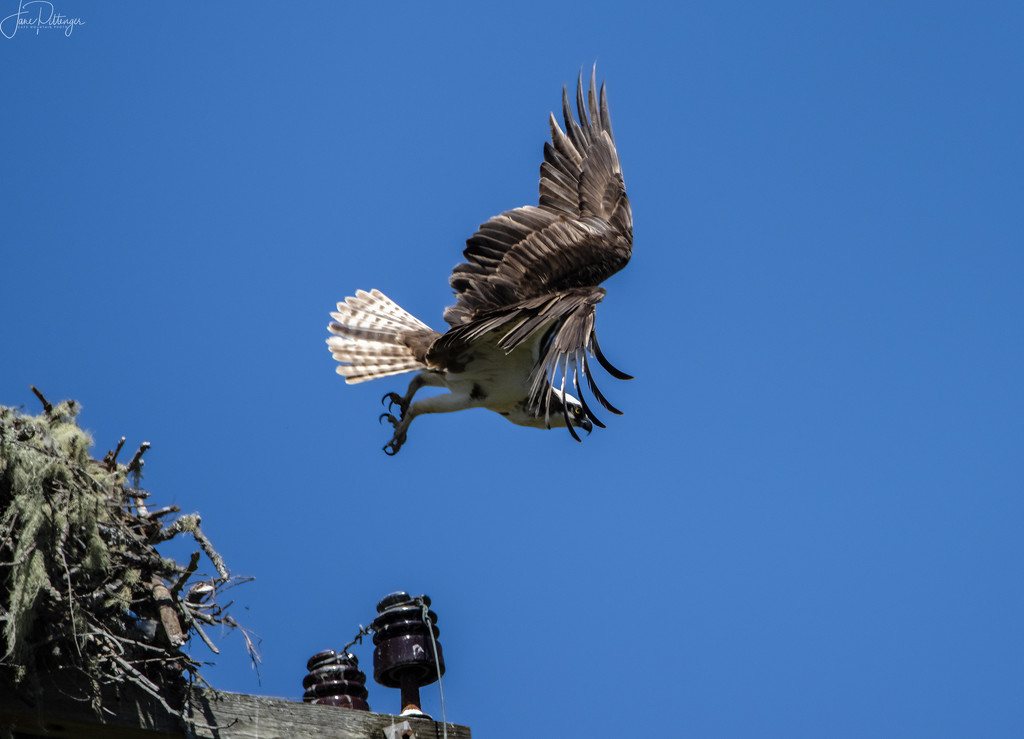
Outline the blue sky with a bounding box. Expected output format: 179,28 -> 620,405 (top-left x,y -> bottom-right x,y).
2,2 -> 1023,736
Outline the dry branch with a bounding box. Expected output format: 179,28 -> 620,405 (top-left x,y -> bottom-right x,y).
0,392 -> 256,731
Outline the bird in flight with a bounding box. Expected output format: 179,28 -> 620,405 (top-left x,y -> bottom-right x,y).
327,69 -> 633,455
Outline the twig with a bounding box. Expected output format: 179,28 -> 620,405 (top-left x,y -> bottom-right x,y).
177,604 -> 219,655
127,441 -> 151,494
61,551 -> 82,659
98,643 -> 222,733
141,506 -> 180,521
185,606 -> 217,625
30,385 -> 53,414
224,615 -> 262,678
151,515 -> 229,579
103,437 -> 126,471
127,442 -> 151,474
191,526 -> 228,580
106,632 -> 176,655
169,552 -> 201,597
99,642 -> 178,718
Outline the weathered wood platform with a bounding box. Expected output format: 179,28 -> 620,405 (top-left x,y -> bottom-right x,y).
0,682 -> 471,739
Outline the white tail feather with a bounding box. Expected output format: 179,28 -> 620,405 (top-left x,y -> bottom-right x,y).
326,289 -> 434,384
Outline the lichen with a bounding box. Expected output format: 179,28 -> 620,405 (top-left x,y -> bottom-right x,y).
0,390 -> 256,723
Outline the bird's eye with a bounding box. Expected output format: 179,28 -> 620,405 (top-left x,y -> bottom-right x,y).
572,406 -> 582,416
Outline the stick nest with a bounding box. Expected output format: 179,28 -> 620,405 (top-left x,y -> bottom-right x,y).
0,388 -> 256,720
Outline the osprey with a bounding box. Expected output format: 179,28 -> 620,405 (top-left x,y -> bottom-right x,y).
327,69 -> 633,455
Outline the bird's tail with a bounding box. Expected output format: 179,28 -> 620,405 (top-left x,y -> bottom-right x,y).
326,289 -> 437,384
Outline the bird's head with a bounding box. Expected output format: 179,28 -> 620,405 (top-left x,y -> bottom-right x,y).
549,388 -> 593,436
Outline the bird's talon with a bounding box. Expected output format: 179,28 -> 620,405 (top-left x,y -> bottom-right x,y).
381,392 -> 409,416
379,412 -> 399,428
383,433 -> 406,455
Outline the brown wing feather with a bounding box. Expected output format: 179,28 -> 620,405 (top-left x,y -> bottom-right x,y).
443,68 -> 633,328
432,286 -> 632,425
435,68 -> 633,426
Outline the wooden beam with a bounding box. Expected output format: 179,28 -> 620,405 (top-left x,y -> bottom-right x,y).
0,681 -> 471,739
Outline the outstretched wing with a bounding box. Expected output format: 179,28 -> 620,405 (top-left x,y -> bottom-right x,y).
438,68 -> 633,429
443,67 -> 633,327
434,285 -> 632,433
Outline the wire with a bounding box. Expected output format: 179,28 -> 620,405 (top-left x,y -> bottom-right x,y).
417,596 -> 449,739
342,623 -> 373,655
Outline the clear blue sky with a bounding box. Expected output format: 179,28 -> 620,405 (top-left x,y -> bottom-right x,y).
3,2 -> 1023,736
